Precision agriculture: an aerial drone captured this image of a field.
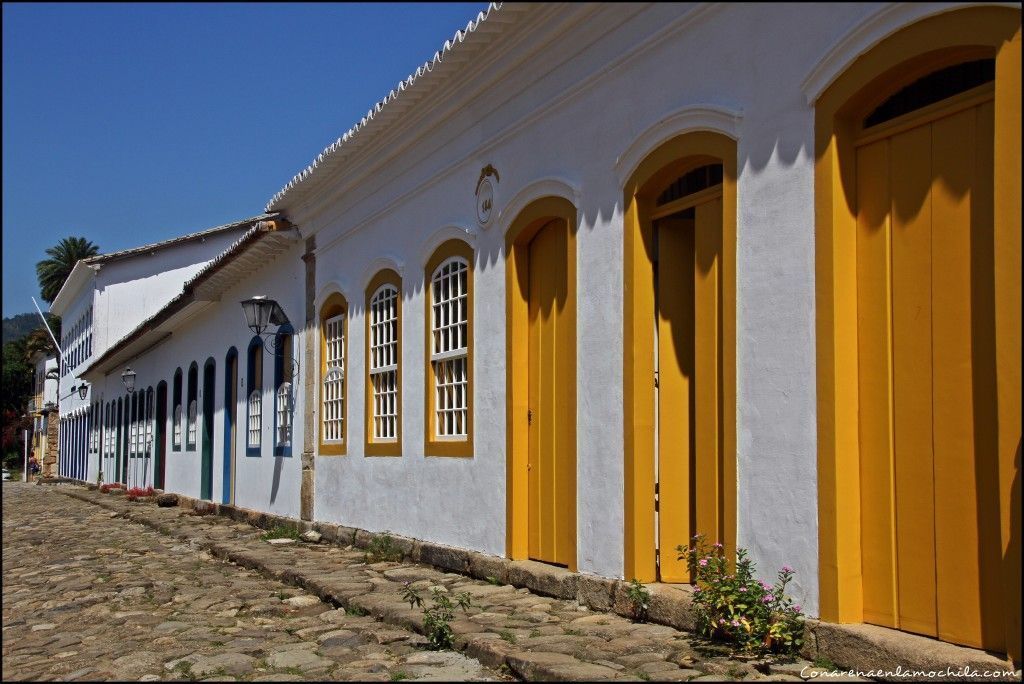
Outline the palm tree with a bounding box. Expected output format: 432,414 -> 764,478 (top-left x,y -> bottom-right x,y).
23,325 -> 58,361
36,236 -> 99,303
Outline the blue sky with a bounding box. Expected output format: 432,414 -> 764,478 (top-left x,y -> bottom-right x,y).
2,2 -> 488,316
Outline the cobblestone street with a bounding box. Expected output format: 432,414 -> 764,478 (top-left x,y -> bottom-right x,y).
1,483 -> 502,681
2,483 -> 831,681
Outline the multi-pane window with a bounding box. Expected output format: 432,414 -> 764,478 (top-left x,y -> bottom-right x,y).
322,313 -> 346,443
145,390 -> 154,454
248,390 -> 262,448
187,400 -> 197,447
369,285 -> 399,441
430,258 -> 469,438
276,383 -> 292,446
173,406 -> 182,447
247,339 -> 263,454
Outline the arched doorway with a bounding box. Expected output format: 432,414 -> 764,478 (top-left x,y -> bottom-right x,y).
155,382 -> 167,490
223,348 -> 237,504
202,358 -> 216,500
623,132 -> 738,583
814,6 -> 1020,655
505,196 -> 578,570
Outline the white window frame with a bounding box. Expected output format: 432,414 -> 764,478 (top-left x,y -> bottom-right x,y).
369,285 -> 399,442
322,313 -> 345,444
276,382 -> 292,447
430,257 -> 469,440
248,389 -> 262,449
187,400 -> 197,448
173,405 -> 182,448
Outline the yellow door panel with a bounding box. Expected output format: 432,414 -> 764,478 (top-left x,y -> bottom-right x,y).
657,216 -> 695,583
694,199 -> 722,546
890,123 -> 937,637
528,219 -> 574,567
856,138 -> 899,628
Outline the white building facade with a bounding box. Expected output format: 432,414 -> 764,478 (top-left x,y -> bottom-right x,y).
74,3 -> 1020,661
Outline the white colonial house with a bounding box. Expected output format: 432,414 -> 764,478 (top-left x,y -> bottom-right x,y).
70,3 -> 1019,662
49,217 -> 265,482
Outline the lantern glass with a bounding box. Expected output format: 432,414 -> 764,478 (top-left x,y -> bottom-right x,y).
121,367 -> 137,394
77,384 -> 89,400
241,296 -> 275,335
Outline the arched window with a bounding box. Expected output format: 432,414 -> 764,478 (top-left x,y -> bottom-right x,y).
246,337 -> 263,455
145,387 -> 154,454
274,325 -> 294,456
186,363 -> 198,450
129,393 -> 139,456
425,241 -> 474,456
365,270 -> 402,455
172,368 -> 183,450
320,293 -> 347,455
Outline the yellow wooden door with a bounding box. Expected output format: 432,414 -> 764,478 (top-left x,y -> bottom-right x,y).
528,219 -> 575,567
857,93 -> 1004,650
655,196 -> 724,582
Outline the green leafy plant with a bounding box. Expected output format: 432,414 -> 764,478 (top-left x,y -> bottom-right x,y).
390,672 -> 409,682
498,629 -> 516,643
365,533 -> 403,563
260,524 -> 300,541
485,576 -> 502,586
626,578 -> 651,622
677,535 -> 804,653
402,584 -> 472,650
345,604 -> 368,616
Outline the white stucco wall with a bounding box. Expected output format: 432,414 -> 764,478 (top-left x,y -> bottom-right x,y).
92,227 -> 250,355
87,240 -> 305,519
285,2 -> 938,617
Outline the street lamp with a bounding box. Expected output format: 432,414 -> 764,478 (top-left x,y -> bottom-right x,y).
77,383 -> 89,400
121,367 -> 137,394
239,296 -> 299,375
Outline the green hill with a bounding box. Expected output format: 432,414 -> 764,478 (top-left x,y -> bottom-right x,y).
2,313 -> 43,346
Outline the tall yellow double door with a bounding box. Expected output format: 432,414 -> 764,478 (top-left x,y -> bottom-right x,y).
856,86 -> 1008,650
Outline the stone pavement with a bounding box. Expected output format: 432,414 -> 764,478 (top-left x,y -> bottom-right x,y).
2,483 -> 504,682
3,482 -> 834,682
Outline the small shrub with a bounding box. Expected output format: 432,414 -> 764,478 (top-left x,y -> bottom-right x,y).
390,672 -> 409,682
626,578 -> 651,622
365,533 -> 403,563
100,483 -> 123,493
260,524 -> 300,541
498,629 -> 516,643
485,576 -> 502,586
402,584 -> 472,650
677,535 -> 804,654
345,604 -> 368,617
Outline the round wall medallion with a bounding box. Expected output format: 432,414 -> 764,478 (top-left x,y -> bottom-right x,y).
476,178 -> 494,225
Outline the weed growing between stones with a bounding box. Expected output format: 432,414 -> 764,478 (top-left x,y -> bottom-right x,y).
390,671 -> 409,681
499,629 -> 516,644
626,578 -> 651,622
402,583 -> 472,650
485,576 -> 502,586
813,656 -> 838,671
365,533 -> 403,563
260,525 -> 300,541
345,604 -> 368,616
678,534 -> 805,654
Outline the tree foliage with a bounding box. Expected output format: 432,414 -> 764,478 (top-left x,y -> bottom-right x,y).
36,236 -> 99,303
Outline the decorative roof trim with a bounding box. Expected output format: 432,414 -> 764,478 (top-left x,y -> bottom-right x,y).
78,216 -> 290,377
265,3 -> 504,212
85,214 -> 274,265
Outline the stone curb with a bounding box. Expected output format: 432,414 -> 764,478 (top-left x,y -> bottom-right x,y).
58,489 -> 615,681
63,488 -> 1020,681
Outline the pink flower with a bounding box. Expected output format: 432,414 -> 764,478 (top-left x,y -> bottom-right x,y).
731,619 -> 741,627
713,542 -> 723,548
738,586 -> 747,592
762,595 -> 774,603
719,618 -> 727,625
699,559 -> 708,567
782,565 -> 793,573
760,581 -> 772,590
794,605 -> 802,612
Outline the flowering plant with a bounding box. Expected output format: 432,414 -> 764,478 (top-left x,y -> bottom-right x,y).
125,486 -> 155,501
99,483 -> 123,493
677,535 -> 804,653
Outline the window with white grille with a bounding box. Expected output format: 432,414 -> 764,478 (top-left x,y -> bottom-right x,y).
277,382 -> 292,446
187,400 -> 197,448
248,390 -> 262,448
369,285 -> 399,441
430,258 -> 469,438
173,405 -> 182,447
322,313 -> 345,443
145,394 -> 154,453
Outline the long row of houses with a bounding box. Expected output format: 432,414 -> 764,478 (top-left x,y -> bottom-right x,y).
44,2 -> 1020,662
